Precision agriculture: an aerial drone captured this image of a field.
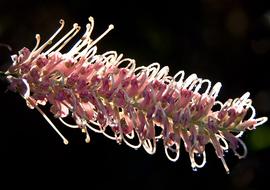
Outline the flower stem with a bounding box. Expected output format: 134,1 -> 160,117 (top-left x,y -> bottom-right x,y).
0,71 -> 7,80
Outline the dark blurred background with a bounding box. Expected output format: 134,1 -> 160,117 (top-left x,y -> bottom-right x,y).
1,0 -> 270,189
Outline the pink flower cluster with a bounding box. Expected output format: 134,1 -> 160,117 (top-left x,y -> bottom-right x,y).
5,17 -> 268,173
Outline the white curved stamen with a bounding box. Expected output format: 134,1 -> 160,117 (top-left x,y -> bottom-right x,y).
59,117 -> 79,128
163,77 -> 171,86
123,131 -> 142,149
156,66 -> 169,81
74,42 -> 96,60
113,54 -> 124,66
88,120 -> 106,131
222,99 -> 233,109
85,55 -> 101,69
134,66 -> 147,76
164,144 -> 180,162
233,138 -> 247,159
102,51 -> 118,66
143,139 -> 156,155
213,101 -> 223,111
248,105 -> 256,120
85,120 -> 104,133
216,134 -> 229,150
85,46 -> 98,60
126,60 -> 136,76
233,92 -> 250,107
146,63 -> 160,81
209,82 -> 222,98
21,79 -> 30,98
235,131 -> 244,138
254,117 -> 268,127
193,79 -> 203,93
189,78 -> 202,92
116,58 -> 136,76
125,129 -> 135,139
190,151 -> 206,168
239,92 -> 250,104
232,98 -> 239,106
102,129 -> 118,140
116,57 -> 133,68
199,79 -> 212,94
243,99 -> 252,108
173,70 -> 185,89
183,74 -> 197,89
88,120 -> 99,126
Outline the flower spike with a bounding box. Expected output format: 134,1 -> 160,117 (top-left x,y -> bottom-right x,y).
3,17 -> 268,173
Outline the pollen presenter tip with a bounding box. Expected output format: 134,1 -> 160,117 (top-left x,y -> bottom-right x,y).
64,139 -> 69,145
109,24 -> 114,30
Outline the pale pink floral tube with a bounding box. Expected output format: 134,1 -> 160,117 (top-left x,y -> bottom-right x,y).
3,17 -> 268,173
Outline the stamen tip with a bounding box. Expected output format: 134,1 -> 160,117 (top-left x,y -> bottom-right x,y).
85,138 -> 90,143
59,19 -> 65,25
109,24 -> 114,30
88,16 -> 94,22
63,139 -> 69,145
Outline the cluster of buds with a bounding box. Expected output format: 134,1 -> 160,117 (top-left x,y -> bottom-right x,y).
4,17 -> 268,173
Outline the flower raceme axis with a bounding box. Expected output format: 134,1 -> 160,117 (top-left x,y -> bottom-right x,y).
3,17 -> 268,173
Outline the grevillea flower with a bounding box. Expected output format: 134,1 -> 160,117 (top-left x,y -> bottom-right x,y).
2,17 -> 268,173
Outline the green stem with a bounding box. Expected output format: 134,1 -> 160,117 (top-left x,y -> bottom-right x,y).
0,71 -> 7,79
0,71 -> 17,79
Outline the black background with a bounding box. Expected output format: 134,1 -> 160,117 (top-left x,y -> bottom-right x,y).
1,0 -> 270,189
